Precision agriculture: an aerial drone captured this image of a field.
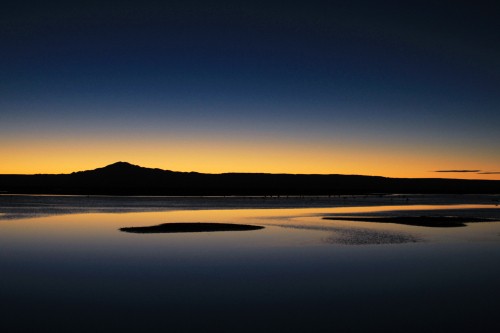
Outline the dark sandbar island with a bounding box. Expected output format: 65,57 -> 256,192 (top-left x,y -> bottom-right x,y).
323,216 -> 496,227
120,222 -> 264,233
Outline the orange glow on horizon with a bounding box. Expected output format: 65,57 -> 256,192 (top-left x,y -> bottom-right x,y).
2,134 -> 499,180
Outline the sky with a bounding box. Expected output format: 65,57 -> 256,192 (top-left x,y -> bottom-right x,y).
1,1 -> 499,179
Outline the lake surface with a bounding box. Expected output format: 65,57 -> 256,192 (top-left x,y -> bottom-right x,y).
1,195 -> 499,332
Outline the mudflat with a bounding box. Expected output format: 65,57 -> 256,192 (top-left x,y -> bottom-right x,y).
120,222 -> 264,233
323,215 -> 495,227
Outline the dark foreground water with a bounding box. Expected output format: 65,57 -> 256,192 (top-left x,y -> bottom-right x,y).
1,195 -> 499,332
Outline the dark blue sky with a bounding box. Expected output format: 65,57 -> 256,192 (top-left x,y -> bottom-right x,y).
1,1 -> 499,177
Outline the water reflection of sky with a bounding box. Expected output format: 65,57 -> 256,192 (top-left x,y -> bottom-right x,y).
1,202 -> 500,332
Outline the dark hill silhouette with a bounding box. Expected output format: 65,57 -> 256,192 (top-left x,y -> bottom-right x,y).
1,162 -> 499,195
72,161 -> 173,177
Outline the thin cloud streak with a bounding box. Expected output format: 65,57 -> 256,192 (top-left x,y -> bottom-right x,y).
434,170 -> 481,173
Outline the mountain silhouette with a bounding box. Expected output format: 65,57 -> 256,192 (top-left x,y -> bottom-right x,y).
1,162 -> 499,195
73,161 -> 172,177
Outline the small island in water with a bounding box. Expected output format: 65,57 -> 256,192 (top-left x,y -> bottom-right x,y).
323,216 -> 495,227
120,222 -> 265,233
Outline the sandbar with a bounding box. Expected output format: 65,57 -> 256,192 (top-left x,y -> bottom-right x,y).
120,222 -> 264,233
323,216 -> 495,227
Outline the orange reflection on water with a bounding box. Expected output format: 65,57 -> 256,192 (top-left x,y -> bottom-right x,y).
2,203 -> 497,240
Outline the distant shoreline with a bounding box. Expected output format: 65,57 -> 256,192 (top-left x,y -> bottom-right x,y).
1,162 -> 500,195
1,194 -> 498,221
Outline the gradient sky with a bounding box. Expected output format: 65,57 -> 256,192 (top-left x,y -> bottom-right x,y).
1,1 -> 499,178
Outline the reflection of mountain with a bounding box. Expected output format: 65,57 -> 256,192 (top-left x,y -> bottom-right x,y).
1,161 -> 499,195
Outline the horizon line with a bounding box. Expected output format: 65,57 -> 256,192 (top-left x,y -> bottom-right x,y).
1,161 -> 499,181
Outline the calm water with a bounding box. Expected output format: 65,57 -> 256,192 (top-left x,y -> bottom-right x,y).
1,195 -> 499,332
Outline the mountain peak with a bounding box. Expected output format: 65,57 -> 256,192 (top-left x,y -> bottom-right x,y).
102,161 -> 141,170
72,161 -> 172,176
